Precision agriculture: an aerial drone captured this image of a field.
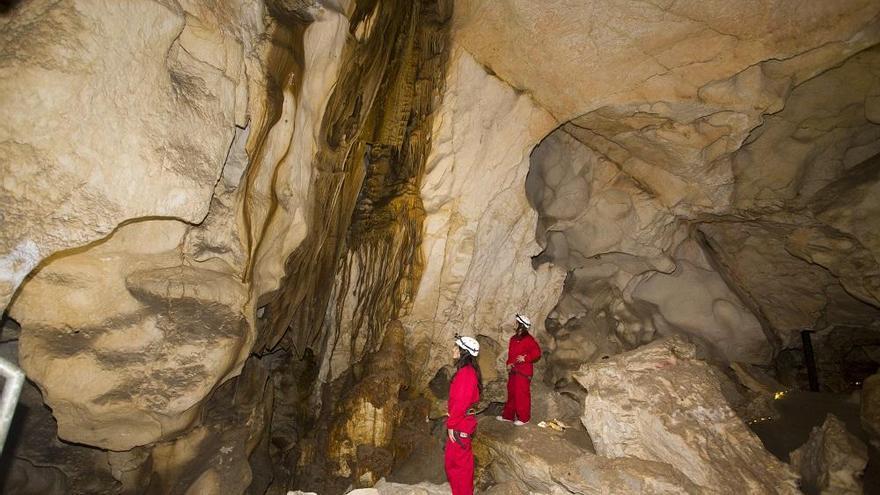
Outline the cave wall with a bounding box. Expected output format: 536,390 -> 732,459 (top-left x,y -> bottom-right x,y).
400,45 -> 568,385
2,0 -> 880,494
0,0 -> 263,311
499,1 -> 880,384
2,0 -> 449,492
4,0 -> 353,452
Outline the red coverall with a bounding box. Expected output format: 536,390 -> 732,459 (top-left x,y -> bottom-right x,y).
500,332 -> 541,423
445,364 -> 480,495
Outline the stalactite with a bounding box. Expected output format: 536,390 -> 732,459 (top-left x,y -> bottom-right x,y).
255,0 -> 412,354
256,0 -> 450,362
253,0 -> 452,491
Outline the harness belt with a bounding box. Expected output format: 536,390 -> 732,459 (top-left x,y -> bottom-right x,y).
452,429 -> 475,447
509,368 -> 532,380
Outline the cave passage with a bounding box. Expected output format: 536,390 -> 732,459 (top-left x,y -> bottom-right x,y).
2,1 -> 880,494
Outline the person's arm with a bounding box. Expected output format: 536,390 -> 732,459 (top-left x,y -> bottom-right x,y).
526,336 -> 542,363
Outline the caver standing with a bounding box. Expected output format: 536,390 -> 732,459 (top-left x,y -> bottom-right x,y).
497,314 -> 541,425
445,335 -> 482,495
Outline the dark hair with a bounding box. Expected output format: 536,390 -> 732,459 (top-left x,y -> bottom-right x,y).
455,347 -> 483,393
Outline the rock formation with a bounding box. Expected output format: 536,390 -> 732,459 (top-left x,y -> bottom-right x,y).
322,321 -> 411,489
476,416 -> 701,495
1,0 -> 879,493
575,338 -> 800,493
790,414 -> 868,495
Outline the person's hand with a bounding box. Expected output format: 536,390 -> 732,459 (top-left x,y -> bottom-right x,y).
516,354 -> 526,363
448,429 -> 455,442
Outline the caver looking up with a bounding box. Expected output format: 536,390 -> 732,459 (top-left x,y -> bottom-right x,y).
496,314 -> 541,425
445,335 -> 482,495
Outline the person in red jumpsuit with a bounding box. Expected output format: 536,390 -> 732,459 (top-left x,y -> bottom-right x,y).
446,335 -> 482,495
497,313 -> 541,425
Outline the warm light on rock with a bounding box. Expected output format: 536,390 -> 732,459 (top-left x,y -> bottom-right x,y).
1,0 -> 879,493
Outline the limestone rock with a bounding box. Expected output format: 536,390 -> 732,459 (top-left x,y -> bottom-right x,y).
347,479 -> 451,495
476,411 -> 582,493
4,0 -> 354,455
550,456 -> 702,495
145,355 -> 275,495
727,362 -> 786,423
455,1 -> 880,228
526,128 -> 679,269
631,239 -> 772,364
476,415 -> 700,495
0,0 -> 263,310
700,221 -> 880,348
731,362 -> 786,396
0,340 -> 119,494
486,1 -> 880,387
805,153 -> 880,307
527,124 -> 772,372
733,48 -> 880,211
543,255 -> 662,387
403,46 -> 566,385
327,321 -> 410,487
10,220 -> 250,450
454,0 -> 880,122
483,481 -> 527,495
790,414 -> 868,495
575,337 -> 800,493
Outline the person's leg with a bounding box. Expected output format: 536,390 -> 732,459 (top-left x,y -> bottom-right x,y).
444,437 -> 474,495
514,374 -> 531,423
501,375 -> 516,420
460,438 -> 474,495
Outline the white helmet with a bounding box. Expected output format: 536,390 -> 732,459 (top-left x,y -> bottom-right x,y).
455,335 -> 480,356
515,313 -> 532,328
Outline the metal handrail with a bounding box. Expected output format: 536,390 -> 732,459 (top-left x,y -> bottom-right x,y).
0,356 -> 24,454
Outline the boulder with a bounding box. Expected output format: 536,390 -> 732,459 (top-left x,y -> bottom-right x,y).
790,414 -> 868,495
10,220 -> 250,450
575,337 -> 800,494
344,480 -> 450,495
476,415 -> 701,494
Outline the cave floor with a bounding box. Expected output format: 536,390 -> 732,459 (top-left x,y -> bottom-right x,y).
749,390 -> 879,494
388,405 -> 595,492
389,389 -> 880,493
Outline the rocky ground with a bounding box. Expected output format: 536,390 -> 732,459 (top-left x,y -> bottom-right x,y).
2,1 -> 880,493
325,338 -> 880,495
